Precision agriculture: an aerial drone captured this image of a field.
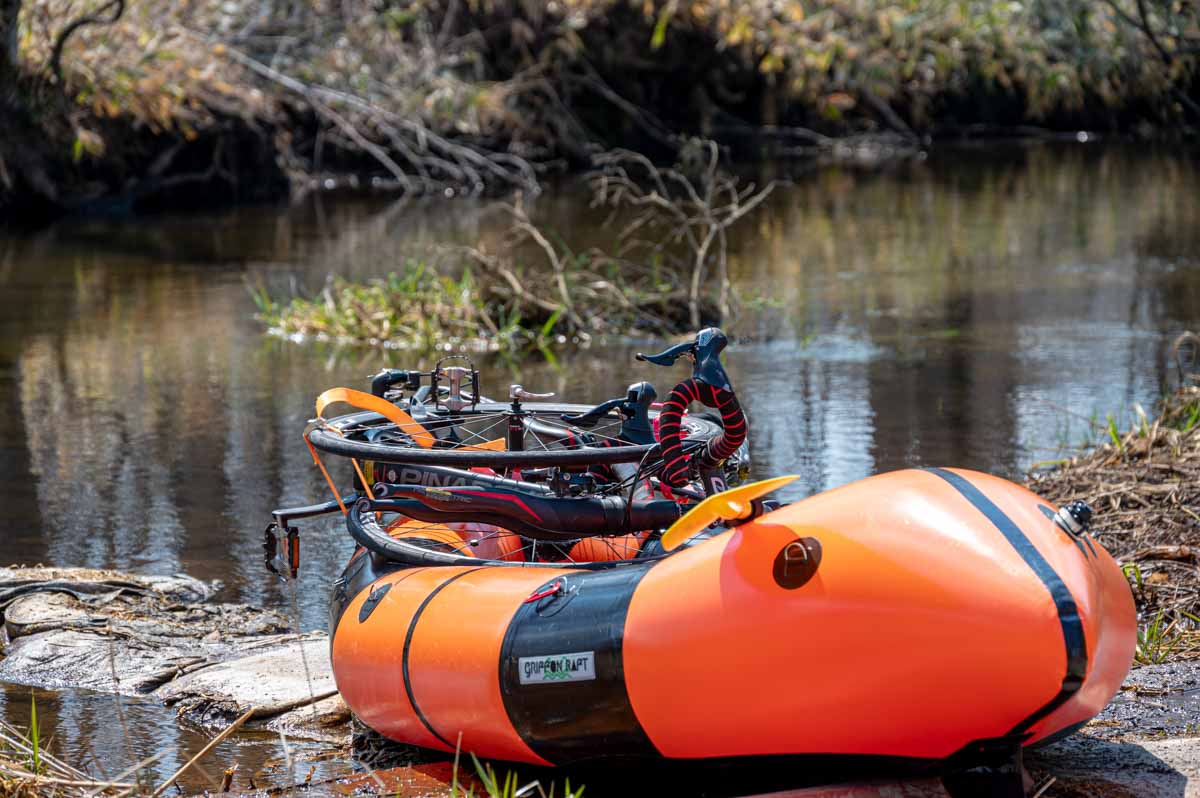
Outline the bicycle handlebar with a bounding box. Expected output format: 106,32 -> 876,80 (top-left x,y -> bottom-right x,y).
370,485 -> 681,540
656,378 -> 747,488
636,328 -> 746,489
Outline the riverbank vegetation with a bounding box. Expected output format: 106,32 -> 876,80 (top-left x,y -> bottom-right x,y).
252,215 -> 725,352
3,0 -> 1199,221
1028,333 -> 1200,663
255,142 -> 774,349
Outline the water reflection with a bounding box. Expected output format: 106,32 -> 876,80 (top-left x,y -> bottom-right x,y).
0,142 -> 1197,776
0,685 -> 343,789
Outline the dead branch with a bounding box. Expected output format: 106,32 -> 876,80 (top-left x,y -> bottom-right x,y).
131,137 -> 231,198
861,89 -> 919,141
463,246 -> 564,317
506,197 -> 584,330
1103,0 -> 1200,115
589,139 -> 774,328
311,100 -> 414,193
180,30 -> 540,197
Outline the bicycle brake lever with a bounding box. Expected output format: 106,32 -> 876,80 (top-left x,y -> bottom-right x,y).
619,381 -> 656,443
560,397 -> 625,426
692,327 -> 733,392
559,382 -> 657,443
635,340 -> 693,366
636,328 -> 733,392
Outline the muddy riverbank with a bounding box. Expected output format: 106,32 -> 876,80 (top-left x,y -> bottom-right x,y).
0,567 -> 346,744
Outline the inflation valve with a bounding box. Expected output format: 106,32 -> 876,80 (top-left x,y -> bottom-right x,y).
773,537 -> 822,590
1053,500 -> 1093,537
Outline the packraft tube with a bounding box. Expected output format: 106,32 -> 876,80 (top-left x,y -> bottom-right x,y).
328,468 -> 1135,768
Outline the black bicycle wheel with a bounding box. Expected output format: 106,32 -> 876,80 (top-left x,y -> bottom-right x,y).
308,402 -> 721,468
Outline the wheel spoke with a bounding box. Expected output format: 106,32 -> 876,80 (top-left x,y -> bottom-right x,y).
320,404 -> 723,488
448,415 -> 509,448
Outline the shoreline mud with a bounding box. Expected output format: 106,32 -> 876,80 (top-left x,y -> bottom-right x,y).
0,566 -> 347,744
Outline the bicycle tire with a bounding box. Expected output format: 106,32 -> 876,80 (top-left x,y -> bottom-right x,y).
309,402 -> 721,468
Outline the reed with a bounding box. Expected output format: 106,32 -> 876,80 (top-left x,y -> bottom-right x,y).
0,697 -> 134,798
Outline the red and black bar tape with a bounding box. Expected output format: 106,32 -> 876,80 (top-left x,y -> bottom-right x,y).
656,378 -> 746,489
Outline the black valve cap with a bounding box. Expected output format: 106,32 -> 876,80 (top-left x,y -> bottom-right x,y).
1066,500 -> 1093,530
1053,499 -> 1094,537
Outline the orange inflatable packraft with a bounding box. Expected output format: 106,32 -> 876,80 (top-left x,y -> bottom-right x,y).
328,467 -> 1135,767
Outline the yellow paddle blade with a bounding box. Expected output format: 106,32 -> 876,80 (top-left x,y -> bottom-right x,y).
661,475 -> 800,552
315,387 -> 436,449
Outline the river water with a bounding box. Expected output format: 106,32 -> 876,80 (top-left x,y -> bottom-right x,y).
0,142 -> 1197,788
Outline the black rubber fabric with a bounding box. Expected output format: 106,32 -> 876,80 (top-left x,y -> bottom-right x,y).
328,550 -> 407,646
498,565 -> 660,764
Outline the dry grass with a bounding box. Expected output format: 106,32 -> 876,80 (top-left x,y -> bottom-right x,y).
1026,334 -> 1200,662
0,717 -> 132,798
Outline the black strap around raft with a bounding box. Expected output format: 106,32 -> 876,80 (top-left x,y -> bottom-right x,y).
924,468 -> 1087,736
498,566 -> 660,763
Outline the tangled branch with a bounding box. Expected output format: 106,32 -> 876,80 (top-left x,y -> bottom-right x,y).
1104,0 -> 1200,116
459,199 -> 692,340
209,37 -> 540,197
589,139 -> 774,328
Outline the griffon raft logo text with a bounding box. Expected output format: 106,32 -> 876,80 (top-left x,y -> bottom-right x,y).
518,651 -> 596,685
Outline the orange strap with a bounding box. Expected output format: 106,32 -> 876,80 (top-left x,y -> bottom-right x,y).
350,457 -> 373,499
305,434 -> 348,515
310,389 -> 438,513
316,387 -> 436,448
316,387 -> 509,451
